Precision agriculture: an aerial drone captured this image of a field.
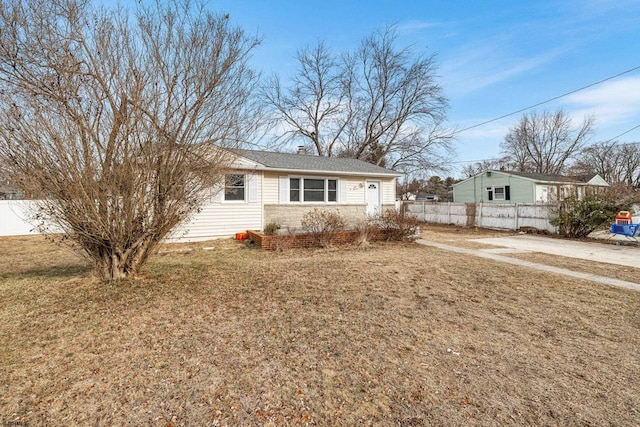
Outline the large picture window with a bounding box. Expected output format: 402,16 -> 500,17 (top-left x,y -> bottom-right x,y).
289,177 -> 338,203
224,174 -> 245,201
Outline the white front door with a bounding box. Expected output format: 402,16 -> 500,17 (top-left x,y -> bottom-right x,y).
366,180 -> 381,217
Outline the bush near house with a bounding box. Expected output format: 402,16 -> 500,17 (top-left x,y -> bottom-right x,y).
252,209 -> 419,250
301,208 -> 348,247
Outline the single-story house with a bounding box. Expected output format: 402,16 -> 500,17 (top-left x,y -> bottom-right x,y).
0,181 -> 25,200
453,170 -> 609,204
168,149 -> 401,241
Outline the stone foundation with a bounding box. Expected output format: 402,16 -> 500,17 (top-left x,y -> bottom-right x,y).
263,204 -> 397,230
264,204 -> 365,229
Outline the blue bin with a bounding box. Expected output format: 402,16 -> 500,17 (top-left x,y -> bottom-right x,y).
611,223 -> 639,237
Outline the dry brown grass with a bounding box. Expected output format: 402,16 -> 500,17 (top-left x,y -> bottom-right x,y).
421,223 -> 640,284
1,231 -> 639,426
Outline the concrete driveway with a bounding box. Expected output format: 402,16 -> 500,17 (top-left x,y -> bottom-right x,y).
470,235 -> 639,268
416,234 -> 640,292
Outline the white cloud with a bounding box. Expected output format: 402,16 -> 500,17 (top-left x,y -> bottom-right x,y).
564,76 -> 640,126
396,20 -> 441,35
441,36 -> 567,97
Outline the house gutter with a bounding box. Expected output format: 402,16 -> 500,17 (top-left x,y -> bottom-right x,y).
247,165 -> 402,178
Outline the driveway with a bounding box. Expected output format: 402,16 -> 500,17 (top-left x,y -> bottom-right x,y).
416,234 -> 640,292
470,235 -> 639,268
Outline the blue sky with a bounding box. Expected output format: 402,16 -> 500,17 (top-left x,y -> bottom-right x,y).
213,0 -> 640,176
114,0 -> 640,177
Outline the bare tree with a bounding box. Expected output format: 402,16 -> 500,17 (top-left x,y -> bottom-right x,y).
460,158 -> 506,178
572,141 -> 640,186
261,41 -> 348,157
261,26 -> 453,173
0,0 -> 261,281
500,109 -> 595,174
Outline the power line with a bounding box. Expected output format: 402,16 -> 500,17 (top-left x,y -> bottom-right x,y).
601,124 -> 640,144
457,64 -> 640,134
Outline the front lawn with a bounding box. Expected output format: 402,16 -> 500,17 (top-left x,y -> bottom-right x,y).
1,234 -> 639,425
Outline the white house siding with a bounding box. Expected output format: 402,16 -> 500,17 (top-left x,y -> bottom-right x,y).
260,174 -> 398,229
167,171 -> 263,242
345,178 -> 366,204
262,171 -> 280,204
381,178 -> 397,204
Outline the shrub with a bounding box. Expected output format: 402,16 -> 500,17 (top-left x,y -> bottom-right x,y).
374,209 -> 420,241
301,209 -> 347,247
263,222 -> 278,236
550,195 -> 620,238
353,220 -> 375,247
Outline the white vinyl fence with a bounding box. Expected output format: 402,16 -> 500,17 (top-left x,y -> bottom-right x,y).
0,200 -> 42,236
404,201 -> 557,233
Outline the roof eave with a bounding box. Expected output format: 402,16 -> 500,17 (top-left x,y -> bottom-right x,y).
235,163 -> 401,177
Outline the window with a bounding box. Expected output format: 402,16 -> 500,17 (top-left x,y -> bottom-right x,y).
289,177 -> 338,203
304,178 -> 325,202
290,178 -> 300,202
328,179 -> 337,202
487,185 -> 510,201
224,174 -> 245,201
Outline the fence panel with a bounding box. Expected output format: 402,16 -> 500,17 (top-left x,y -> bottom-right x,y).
404,201 -> 556,232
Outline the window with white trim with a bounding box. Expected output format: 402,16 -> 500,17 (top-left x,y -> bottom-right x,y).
224,174 -> 245,201
289,177 -> 338,203
486,185 -> 510,201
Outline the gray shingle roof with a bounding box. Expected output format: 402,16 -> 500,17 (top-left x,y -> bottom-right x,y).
235,149 -> 401,176
501,170 -> 598,183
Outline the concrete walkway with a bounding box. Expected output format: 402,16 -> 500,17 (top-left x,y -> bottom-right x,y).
416,239 -> 640,292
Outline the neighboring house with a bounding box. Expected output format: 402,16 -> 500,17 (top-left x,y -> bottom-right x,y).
453,170 -> 609,204
0,181 -> 25,200
415,192 -> 439,202
168,149 -> 401,241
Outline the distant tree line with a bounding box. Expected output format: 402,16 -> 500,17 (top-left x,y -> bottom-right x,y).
462,109 -> 640,188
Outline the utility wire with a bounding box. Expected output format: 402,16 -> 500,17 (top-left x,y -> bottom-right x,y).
601,124 -> 640,144
454,124 -> 640,165
457,64 -> 640,133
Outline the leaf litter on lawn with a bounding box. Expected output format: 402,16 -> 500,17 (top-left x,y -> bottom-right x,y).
1,232 -> 639,425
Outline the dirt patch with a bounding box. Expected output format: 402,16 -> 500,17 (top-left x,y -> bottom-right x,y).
1,235 -> 639,426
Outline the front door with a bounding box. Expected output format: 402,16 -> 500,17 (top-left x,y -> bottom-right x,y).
366,180 -> 381,217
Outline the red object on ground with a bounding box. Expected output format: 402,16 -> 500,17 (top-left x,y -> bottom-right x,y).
616,211 -> 632,224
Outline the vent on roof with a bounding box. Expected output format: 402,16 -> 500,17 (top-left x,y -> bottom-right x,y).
297,146 -> 306,155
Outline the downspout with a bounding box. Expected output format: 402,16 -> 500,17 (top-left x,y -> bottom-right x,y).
257,166 -> 263,232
